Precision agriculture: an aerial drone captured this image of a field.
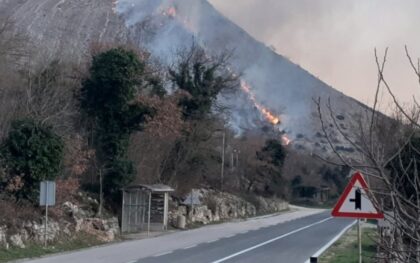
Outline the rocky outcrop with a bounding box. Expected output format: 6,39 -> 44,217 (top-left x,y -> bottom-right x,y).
170,189 -> 288,227
0,199 -> 120,249
9,234 -> 25,248
63,200 -> 120,242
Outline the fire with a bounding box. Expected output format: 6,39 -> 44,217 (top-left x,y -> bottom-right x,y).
281,135 -> 291,146
162,7 -> 176,17
166,7 -> 177,17
241,80 -> 292,146
240,81 -> 280,125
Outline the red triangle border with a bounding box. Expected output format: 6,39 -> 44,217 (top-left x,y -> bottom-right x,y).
331,172 -> 384,219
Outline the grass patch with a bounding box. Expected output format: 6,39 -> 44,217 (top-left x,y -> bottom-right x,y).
0,233 -> 104,263
320,224 -> 378,263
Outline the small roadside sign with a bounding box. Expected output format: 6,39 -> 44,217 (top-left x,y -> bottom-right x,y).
332,172 -> 383,219
39,180 -> 56,248
39,181 -> 56,206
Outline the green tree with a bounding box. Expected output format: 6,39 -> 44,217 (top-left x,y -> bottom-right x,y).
80,48 -> 152,199
0,119 -> 64,201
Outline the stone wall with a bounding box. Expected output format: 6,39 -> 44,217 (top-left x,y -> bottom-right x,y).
0,199 -> 119,249
169,189 -> 288,228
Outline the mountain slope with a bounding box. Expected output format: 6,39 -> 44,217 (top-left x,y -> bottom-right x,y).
1,0 -> 368,154
116,0 -> 369,151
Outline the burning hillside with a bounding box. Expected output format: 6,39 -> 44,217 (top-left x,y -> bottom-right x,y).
240,80 -> 280,126
2,0 -> 369,153
241,80 -> 291,145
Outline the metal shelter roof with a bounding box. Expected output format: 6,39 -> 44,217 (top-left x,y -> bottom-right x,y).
123,184 -> 174,193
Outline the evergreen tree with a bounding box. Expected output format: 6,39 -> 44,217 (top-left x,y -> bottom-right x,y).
80,48 -> 152,198
0,119 -> 64,201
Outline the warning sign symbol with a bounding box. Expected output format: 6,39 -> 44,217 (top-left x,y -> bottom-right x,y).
349,188 -> 361,210
332,172 -> 384,219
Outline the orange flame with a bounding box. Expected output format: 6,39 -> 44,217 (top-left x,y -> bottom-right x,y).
281,135 -> 291,146
241,80 -> 292,145
161,6 -> 195,32
166,7 -> 177,17
240,81 -> 280,125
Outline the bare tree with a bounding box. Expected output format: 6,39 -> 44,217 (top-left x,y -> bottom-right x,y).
316,47 -> 420,262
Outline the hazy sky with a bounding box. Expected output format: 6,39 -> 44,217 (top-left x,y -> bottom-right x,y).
209,0 -> 420,112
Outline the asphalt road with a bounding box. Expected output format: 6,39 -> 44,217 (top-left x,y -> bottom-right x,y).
24,208 -> 353,263
136,212 -> 353,263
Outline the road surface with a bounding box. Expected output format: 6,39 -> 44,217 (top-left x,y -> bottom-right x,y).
136,212 -> 352,263
24,208 -> 353,263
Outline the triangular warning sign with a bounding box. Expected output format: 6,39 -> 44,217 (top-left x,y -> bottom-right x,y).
332,172 -> 384,219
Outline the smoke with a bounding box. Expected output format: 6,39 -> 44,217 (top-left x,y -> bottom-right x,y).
209,0 -> 420,111
116,0 -> 375,141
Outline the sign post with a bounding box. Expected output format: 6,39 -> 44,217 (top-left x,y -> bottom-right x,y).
39,181 -> 56,248
331,172 -> 384,263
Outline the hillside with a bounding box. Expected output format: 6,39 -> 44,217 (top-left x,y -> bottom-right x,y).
0,0 -> 369,155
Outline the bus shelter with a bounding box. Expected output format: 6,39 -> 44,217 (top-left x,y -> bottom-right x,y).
121,184 -> 174,234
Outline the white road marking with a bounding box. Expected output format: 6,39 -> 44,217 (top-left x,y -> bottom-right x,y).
184,244 -> 197,249
304,220 -> 357,263
211,217 -> 333,263
207,239 -> 219,243
153,251 -> 173,257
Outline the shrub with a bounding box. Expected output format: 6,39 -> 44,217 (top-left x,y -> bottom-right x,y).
0,119 -> 64,202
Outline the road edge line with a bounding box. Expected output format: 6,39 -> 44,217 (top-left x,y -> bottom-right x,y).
211,217 -> 333,263
304,220 -> 357,263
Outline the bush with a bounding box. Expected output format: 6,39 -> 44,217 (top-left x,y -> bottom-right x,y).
0,119 -> 64,202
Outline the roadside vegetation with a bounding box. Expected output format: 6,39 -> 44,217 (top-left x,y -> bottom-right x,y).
320,225 -> 377,263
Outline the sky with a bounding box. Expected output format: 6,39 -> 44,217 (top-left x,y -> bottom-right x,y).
209,0 -> 420,112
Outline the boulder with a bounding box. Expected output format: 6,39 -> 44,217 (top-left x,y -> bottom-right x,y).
9,234 -> 25,248
188,205 -> 213,225
176,215 -> 186,229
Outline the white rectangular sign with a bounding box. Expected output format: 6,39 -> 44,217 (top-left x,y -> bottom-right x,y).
39,181 -> 56,206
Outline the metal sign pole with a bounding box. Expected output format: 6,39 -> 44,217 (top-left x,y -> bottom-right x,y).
44,181 -> 48,248
147,191 -> 151,237
358,219 -> 362,263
